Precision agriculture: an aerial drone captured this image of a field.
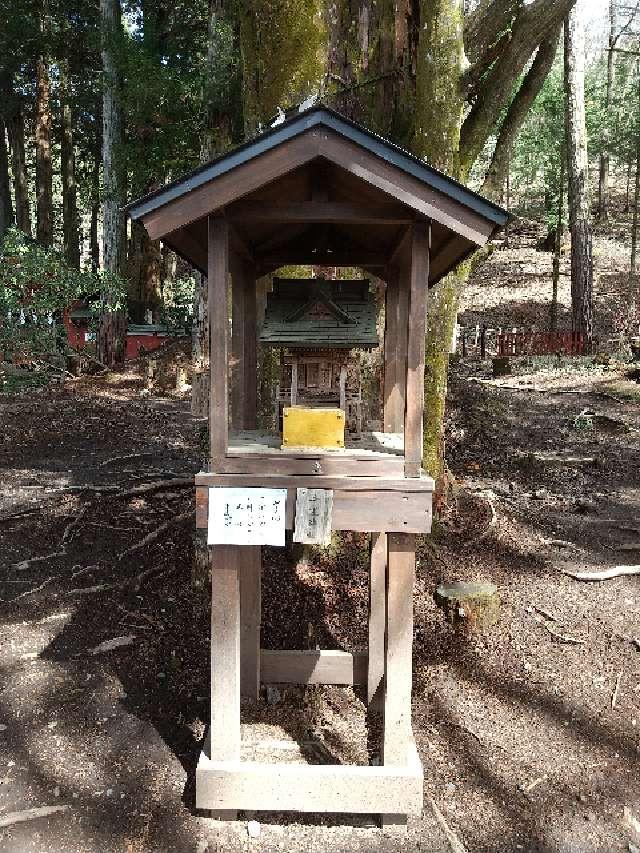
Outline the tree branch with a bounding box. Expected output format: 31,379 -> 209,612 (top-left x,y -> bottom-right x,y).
480,22 -> 561,200
460,0 -> 575,172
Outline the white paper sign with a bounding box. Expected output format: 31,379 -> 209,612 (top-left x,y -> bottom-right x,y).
207,487 -> 287,546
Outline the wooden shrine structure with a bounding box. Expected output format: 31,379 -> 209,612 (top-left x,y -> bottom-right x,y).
261,276 -> 379,435
127,106 -> 508,826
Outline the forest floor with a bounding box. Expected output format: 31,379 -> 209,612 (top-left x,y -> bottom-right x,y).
1,233 -> 640,853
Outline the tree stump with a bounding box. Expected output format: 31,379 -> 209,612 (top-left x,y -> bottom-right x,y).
435,581 -> 500,631
492,356 -> 511,377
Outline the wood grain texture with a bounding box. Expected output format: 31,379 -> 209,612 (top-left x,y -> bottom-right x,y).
368,532 -> 387,704
260,649 -> 367,685
196,472 -> 434,492
404,222 -> 430,478
208,217 -> 229,467
218,453 -> 404,477
226,200 -> 414,224
196,486 -> 432,533
210,545 -> 241,761
383,533 -> 416,765
240,546 -> 261,701
196,739 -> 423,814
383,273 -> 400,432
293,488 -> 333,545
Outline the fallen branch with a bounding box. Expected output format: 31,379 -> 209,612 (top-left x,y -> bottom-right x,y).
541,622 -> 585,645
112,476 -> 193,500
61,504 -> 90,546
429,799 -> 469,853
611,671 -> 623,709
0,506 -> 41,523
562,565 -> 640,581
12,551 -> 66,571
129,564 -> 177,593
99,452 -> 154,468
0,805 -> 70,829
117,510 -> 193,560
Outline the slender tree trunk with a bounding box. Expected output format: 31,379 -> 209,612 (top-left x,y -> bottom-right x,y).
60,61 -> 81,268
35,54 -> 53,247
90,137 -> 100,270
7,108 -> 31,236
99,0 -> 126,367
551,147 -> 565,332
0,120 -> 13,242
564,4 -> 593,350
629,63 -> 640,327
598,0 -> 615,223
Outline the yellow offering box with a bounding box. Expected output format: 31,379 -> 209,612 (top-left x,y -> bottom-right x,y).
282,407 -> 345,449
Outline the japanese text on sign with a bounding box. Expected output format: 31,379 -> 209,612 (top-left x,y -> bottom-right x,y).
207,487 -> 287,546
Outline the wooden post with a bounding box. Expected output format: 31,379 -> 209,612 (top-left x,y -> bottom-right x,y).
240,546 -> 261,701
339,364 -> 347,414
231,257 -> 257,431
368,532 -> 386,705
403,222 -> 430,478
381,532 -> 416,829
290,358 -> 298,406
208,216 -> 229,467
383,275 -> 398,431
244,261 -> 257,430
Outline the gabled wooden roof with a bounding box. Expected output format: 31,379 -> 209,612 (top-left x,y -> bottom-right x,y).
126,106 -> 508,285
260,278 -> 378,350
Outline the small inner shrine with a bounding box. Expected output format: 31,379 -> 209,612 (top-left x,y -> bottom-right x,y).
261,276 -> 379,436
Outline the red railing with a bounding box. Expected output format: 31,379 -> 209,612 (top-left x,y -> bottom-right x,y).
496,329 -> 584,357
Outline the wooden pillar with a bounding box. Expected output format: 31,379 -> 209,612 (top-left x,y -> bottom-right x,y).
381,532 -> 416,829
208,216 -> 229,468
231,256 -> 257,431
368,532 -> 386,705
339,363 -> 347,414
290,358 -> 298,406
403,222 -> 430,478
383,276 -> 398,431
240,546 -> 261,701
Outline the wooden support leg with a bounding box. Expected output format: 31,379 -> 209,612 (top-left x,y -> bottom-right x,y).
368,532 -> 386,707
381,532 -> 416,830
210,545 -> 241,820
240,546 -> 261,702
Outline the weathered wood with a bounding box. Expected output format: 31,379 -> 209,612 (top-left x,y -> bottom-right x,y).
230,256 -> 258,431
403,223 -> 430,478
196,486 -> 432,533
196,737 -> 423,814
240,546 -> 261,701
196,473 -> 434,492
226,200 -> 414,225
368,532 -> 387,705
290,359 -> 298,406
208,217 -> 229,466
244,261 -> 257,430
383,274 -> 400,432
383,533 -> 416,764
219,453 -> 404,478
210,545 -> 241,761
260,649 -> 367,685
339,364 -> 347,413
293,488 -> 333,545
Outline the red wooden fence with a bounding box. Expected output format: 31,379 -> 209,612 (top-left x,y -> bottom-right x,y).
496,329 -> 584,357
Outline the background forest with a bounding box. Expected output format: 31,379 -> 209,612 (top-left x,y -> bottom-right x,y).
1,0 -> 639,483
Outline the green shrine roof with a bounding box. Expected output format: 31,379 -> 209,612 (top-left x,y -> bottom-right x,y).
260,278 -> 379,350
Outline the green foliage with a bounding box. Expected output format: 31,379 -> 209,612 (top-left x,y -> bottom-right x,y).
0,228 -> 125,358
160,274 -> 196,335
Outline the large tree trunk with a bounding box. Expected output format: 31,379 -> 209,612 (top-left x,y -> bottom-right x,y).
7,107 -> 31,236
99,0 -> 127,367
0,120 -> 13,242
60,60 -> 81,268
564,3 -> 593,349
35,55 -> 53,247
90,136 -> 100,270
598,0 -> 615,223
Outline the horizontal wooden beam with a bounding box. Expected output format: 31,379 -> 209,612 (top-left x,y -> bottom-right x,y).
220,452 -> 404,478
195,484 -> 433,533
260,649 -> 367,685
227,201 -> 415,225
256,251 -> 388,269
196,735 -> 423,814
195,472 -> 434,492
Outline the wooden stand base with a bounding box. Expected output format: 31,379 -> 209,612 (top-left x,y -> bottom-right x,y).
196,732 -> 423,818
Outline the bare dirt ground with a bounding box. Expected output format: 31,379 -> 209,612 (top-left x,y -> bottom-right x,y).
1,240 -> 640,852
